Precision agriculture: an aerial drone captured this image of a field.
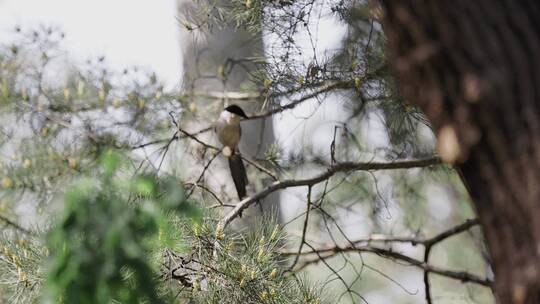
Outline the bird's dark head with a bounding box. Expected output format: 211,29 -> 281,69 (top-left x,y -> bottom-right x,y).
224,104 -> 248,119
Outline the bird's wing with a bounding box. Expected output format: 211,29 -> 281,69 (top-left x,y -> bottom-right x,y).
228,153 -> 248,199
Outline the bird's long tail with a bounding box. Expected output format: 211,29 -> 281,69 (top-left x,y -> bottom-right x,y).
228,153 -> 248,199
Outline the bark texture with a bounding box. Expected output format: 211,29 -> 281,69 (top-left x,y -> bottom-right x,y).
381,1 -> 540,303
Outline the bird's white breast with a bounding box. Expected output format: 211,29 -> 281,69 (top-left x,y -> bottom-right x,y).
216,111 -> 241,149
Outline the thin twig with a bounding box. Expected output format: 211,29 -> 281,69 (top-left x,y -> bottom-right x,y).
284,244 -> 492,287
0,215 -> 34,236
289,186 -> 313,271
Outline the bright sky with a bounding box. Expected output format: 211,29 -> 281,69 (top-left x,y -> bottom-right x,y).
0,0 -> 182,86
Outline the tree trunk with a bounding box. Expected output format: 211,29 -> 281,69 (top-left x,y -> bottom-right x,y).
380,1 -> 540,303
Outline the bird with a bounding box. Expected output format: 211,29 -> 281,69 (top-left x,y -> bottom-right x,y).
215,104 -> 249,200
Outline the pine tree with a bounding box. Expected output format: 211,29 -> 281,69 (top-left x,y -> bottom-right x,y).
0,2 -> 499,303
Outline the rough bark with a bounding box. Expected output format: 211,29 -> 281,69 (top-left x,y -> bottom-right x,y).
380,1 -> 540,303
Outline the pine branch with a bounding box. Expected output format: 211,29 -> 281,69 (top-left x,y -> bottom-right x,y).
287,244 -> 492,287
281,219 -> 489,288
218,157 -> 441,229
0,215 -> 34,236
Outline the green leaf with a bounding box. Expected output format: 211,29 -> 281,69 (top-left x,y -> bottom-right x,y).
180,201 -> 203,224
160,177 -> 185,210
99,150 -> 122,175
131,176 -> 155,197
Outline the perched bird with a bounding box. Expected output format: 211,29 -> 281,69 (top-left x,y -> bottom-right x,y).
215,104 -> 249,199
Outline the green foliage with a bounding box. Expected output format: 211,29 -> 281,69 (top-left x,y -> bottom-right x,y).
0,26 -> 182,221
0,1 -> 493,302
163,218 -> 328,304
0,234 -> 46,303
45,150 -> 199,304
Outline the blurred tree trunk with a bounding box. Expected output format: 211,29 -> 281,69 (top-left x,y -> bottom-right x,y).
381,1 -> 540,303
177,1 -> 280,224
